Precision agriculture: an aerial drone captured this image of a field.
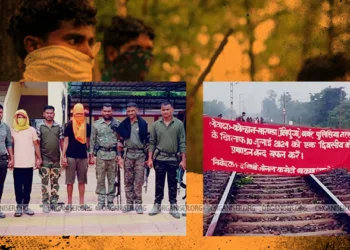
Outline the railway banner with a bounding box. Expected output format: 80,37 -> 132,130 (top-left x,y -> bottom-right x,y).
203,116 -> 350,175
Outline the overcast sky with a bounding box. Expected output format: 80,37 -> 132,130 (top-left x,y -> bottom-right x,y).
203,82 -> 350,115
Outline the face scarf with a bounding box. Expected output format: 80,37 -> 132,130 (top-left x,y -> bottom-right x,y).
23,43 -> 101,82
13,110 -> 30,132
72,103 -> 86,144
102,49 -> 153,81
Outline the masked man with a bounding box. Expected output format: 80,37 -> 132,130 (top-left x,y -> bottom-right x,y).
11,110 -> 42,217
62,104 -> 91,211
7,0 -> 100,81
89,103 -> 120,211
0,104 -> 14,219
147,102 -> 186,219
117,103 -> 148,214
102,16 -> 155,81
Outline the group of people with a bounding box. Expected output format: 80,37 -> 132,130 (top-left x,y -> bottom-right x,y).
6,1 -> 350,83
217,112 -> 264,124
7,0 -> 155,82
235,112 -> 264,124
0,102 -> 186,219
245,117 -> 264,124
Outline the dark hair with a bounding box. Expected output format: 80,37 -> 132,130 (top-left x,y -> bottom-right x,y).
104,16 -> 155,52
44,105 -> 55,111
8,0 -> 97,60
0,104 -> 3,110
242,112 -> 246,115
102,103 -> 112,109
126,102 -> 138,108
297,53 -> 350,81
161,102 -> 173,108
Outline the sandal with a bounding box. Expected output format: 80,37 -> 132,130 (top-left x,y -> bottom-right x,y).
65,204 -> 73,213
14,206 -> 23,217
80,204 -> 92,211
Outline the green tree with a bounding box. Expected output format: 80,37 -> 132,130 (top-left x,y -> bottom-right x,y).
328,101 -> 350,129
261,90 -> 281,123
203,100 -> 235,118
308,87 -> 346,127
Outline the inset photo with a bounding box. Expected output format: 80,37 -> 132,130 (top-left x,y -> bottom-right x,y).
0,82 -> 186,236
203,81 -> 350,237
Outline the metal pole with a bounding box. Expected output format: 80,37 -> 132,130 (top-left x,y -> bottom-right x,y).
89,82 -> 92,126
283,92 -> 286,125
230,83 -> 234,120
339,89 -> 343,128
239,94 -> 241,114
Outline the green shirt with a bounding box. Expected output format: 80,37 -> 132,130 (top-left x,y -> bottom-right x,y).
36,120 -> 63,162
0,121 -> 12,156
90,118 -> 120,160
124,120 -> 145,160
149,117 -> 186,161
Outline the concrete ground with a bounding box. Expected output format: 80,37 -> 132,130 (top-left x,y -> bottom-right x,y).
0,165 -> 186,236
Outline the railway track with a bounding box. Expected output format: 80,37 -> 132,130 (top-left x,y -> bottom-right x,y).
203,170 -> 232,235
204,169 -> 350,236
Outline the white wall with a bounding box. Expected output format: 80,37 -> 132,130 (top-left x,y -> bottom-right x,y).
3,82 -> 21,125
48,82 -> 68,126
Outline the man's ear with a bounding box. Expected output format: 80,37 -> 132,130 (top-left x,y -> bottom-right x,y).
105,46 -> 118,62
23,36 -> 45,54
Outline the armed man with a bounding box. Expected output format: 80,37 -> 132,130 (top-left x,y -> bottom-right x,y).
117,103 -> 149,214
89,103 -> 120,211
147,102 -> 186,219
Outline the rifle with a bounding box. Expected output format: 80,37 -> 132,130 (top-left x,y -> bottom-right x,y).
144,165 -> 151,193
143,132 -> 151,193
114,163 -> 122,208
176,166 -> 186,199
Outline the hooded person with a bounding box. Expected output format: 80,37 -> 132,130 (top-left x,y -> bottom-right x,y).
7,0 -> 100,82
11,110 -> 42,217
62,103 -> 92,211
102,16 -> 155,81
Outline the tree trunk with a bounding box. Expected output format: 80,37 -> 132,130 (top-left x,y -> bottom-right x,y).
116,0 -> 127,17
301,0 -> 319,60
0,0 -> 24,81
142,0 -> 148,16
150,0 -> 159,17
327,0 -> 334,55
244,0 -> 255,81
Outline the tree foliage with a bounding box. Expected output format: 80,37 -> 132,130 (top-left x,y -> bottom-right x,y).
261,87 -> 349,128
203,100 -> 236,119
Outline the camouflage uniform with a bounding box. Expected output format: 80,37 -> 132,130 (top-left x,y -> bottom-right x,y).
36,120 -> 64,206
39,162 -> 60,204
123,121 -> 146,207
90,118 -> 120,206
